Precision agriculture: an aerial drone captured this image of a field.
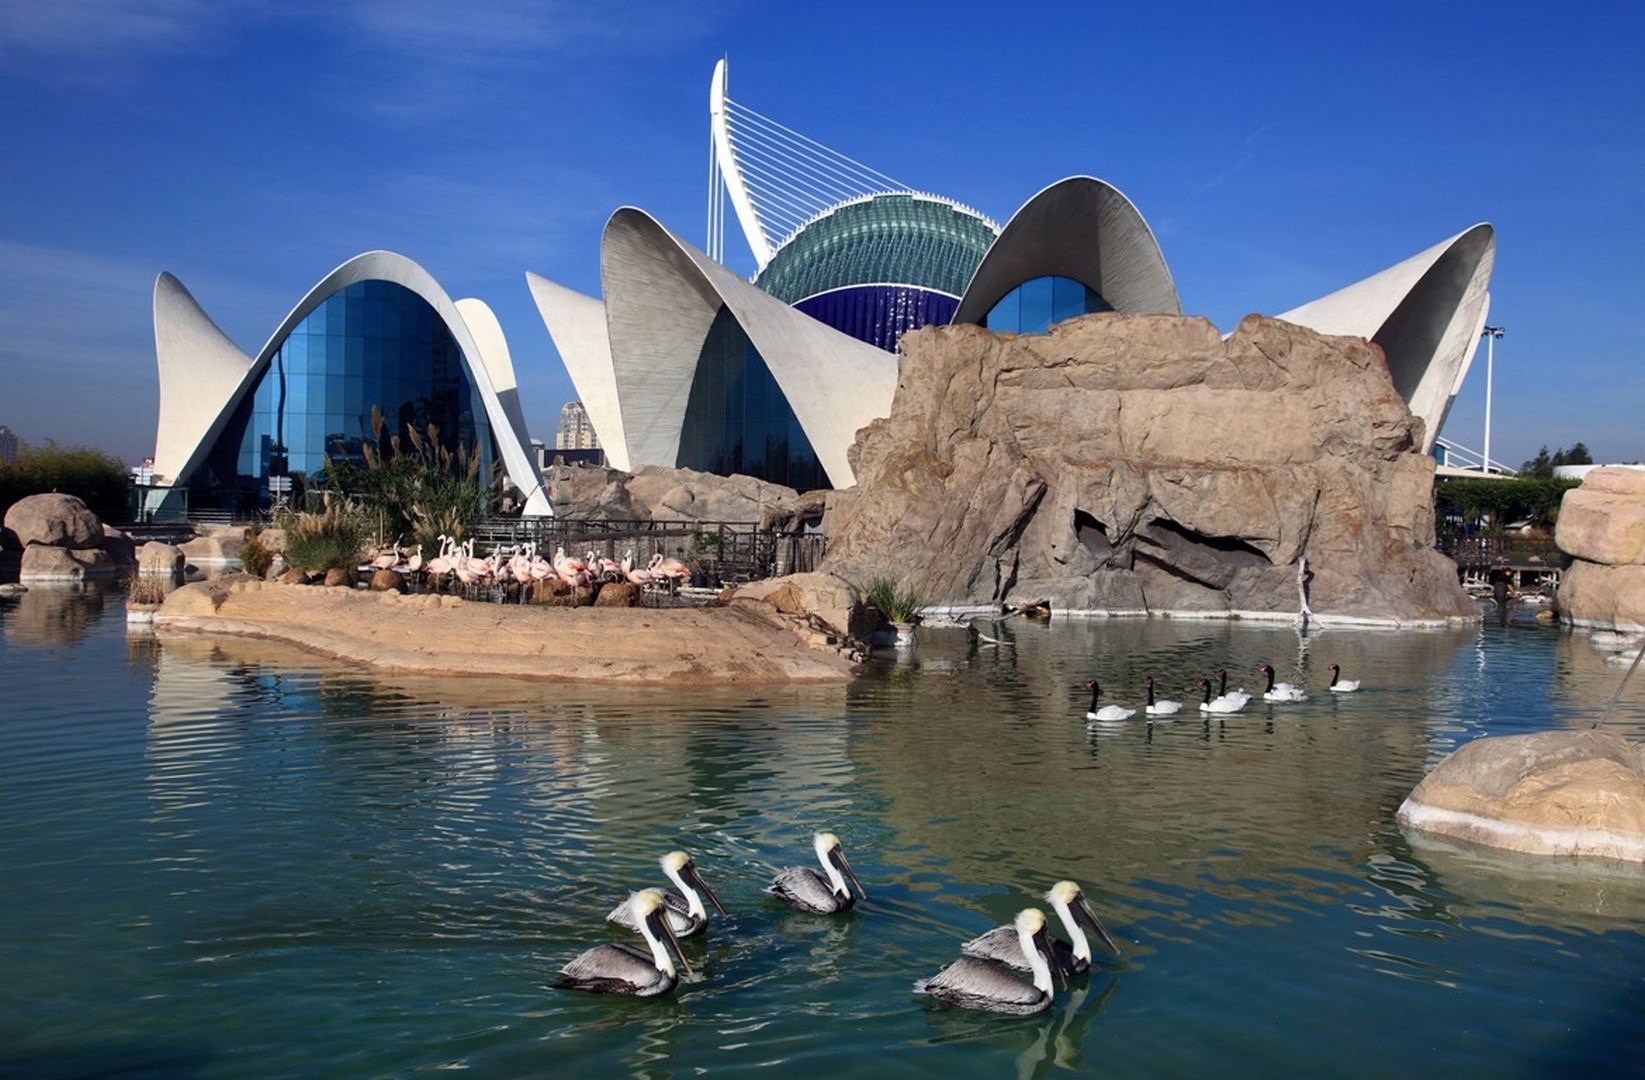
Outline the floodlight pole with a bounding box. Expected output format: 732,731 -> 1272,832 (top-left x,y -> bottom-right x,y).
1482,326 -> 1504,473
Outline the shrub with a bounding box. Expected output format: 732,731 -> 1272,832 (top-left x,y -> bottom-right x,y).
866,577 -> 924,623
126,577 -> 167,605
283,498 -> 363,573
0,441 -> 130,521
240,533 -> 274,578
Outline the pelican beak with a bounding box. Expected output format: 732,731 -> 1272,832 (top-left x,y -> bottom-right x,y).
832,846 -> 867,900
1034,924 -> 1066,991
685,862 -> 728,916
1074,892 -> 1120,956
650,904 -> 692,977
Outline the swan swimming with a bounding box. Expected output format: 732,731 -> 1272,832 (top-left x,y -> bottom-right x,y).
1084,681 -> 1136,722
1327,664 -> 1361,693
1259,664 -> 1309,703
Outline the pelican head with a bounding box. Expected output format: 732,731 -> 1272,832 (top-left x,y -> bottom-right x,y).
660,850 -> 727,918
1013,907 -> 1062,991
631,888 -> 692,977
1044,879 -> 1119,958
814,832 -> 866,901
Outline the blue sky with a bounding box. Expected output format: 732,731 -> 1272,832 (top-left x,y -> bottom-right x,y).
1,0 -> 1640,470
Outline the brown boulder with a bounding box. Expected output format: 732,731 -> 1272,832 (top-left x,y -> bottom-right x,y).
323,568 -> 356,588
100,525 -> 136,567
368,569 -> 405,593
4,493 -> 104,550
1397,731 -> 1645,861
819,315 -> 1473,623
735,572 -> 869,641
138,541 -> 185,573
593,581 -> 642,607
179,534 -> 245,566
19,544 -> 117,581
1557,561 -> 1645,632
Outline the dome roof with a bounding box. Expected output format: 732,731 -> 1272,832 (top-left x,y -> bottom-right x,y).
754,193 -> 999,304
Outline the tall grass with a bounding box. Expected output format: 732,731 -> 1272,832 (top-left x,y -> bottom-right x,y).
282,498 -> 363,573
866,578 -> 924,623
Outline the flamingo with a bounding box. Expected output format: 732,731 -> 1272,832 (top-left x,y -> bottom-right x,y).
1259,664 -> 1309,703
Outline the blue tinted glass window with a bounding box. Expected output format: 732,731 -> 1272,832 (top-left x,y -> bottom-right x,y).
982,275 -> 1113,335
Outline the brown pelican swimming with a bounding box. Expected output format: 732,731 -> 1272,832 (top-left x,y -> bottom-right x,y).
915,908 -> 1061,1015
767,832 -> 866,914
606,851 -> 727,938
1259,663 -> 1309,703
960,881 -> 1120,977
555,889 -> 692,997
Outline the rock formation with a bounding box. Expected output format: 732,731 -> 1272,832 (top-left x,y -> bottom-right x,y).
3,493 -> 136,582
1397,731 -> 1645,862
1556,467 -> 1645,631
819,314 -> 1474,623
545,461 -> 823,533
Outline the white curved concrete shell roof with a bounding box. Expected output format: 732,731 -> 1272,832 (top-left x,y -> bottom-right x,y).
952,176 -> 1182,325
530,208 -> 898,487
1278,223 -> 1495,453
154,251 -> 550,515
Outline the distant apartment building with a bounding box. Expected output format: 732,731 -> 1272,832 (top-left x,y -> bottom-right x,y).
555,401 -> 601,451
0,425 -> 18,466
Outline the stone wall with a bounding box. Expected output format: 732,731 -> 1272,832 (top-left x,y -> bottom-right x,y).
1556,466 -> 1645,631
819,314 -> 1474,623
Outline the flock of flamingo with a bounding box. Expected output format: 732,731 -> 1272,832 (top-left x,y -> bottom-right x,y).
1084,663 -> 1362,721
364,535 -> 693,599
555,833 -> 1119,1015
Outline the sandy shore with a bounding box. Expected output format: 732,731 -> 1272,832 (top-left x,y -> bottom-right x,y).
152,576 -> 861,684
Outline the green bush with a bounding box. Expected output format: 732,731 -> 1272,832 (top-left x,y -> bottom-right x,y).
866,577 -> 924,623
0,441 -> 130,520
241,533 -> 275,578
282,498 -> 363,573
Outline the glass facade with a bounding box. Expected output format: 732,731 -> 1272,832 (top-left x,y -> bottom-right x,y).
676,307 -> 827,491
793,285 -> 961,353
984,275 -> 1112,335
193,280 -> 496,511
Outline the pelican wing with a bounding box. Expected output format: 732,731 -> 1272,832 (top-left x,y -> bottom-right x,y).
915,955 -> 1049,1015
767,866 -> 848,914
962,924 -> 1082,975
555,942 -> 672,996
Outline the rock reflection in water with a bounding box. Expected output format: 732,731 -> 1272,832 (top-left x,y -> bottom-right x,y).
0,581 -> 121,648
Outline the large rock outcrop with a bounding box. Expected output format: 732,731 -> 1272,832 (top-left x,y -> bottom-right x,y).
545,462 -> 823,533
820,314 -> 1473,623
4,493 -> 136,582
1556,467 -> 1645,631
1397,731 -> 1645,862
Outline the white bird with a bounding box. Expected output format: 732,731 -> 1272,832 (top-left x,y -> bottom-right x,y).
606,851 -> 727,938
1084,681 -> 1136,722
1327,664 -> 1361,693
767,832 -> 865,914
554,889 -> 691,997
1214,669 -> 1252,710
1197,678 -> 1245,714
915,908 -> 1061,1015
1259,664 -> 1309,703
961,880 -> 1120,977
1145,677 -> 1183,717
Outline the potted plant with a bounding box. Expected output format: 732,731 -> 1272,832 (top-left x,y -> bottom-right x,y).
867,578 -> 924,649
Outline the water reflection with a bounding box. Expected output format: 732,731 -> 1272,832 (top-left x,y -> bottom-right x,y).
0,581 -> 120,648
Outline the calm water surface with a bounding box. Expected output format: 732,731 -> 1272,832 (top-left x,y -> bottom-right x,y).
3,586 -> 1644,1077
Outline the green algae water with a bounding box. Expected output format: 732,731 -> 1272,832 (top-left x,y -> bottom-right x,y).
3,586 -> 1644,1077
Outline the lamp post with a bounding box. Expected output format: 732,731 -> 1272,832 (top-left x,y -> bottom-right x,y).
1482,326 -> 1504,473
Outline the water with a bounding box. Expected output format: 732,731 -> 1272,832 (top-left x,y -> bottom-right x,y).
3,586 -> 1644,1077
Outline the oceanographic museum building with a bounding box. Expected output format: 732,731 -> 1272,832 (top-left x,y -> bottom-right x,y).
148,61 -> 1495,513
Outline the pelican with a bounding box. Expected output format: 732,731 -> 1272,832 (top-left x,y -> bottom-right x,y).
1215,669 -> 1252,710
606,851 -> 727,938
961,880 -> 1120,977
1327,664 -> 1361,692
915,908 -> 1061,1015
554,889 -> 692,997
1145,677 -> 1183,717
1259,664 -> 1309,703
1197,678 -> 1245,714
767,832 -> 866,914
1084,681 -> 1136,722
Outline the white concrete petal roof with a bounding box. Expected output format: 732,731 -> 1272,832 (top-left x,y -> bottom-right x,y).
951,175 -> 1182,325
594,207 -> 898,487
155,251 -> 550,515
152,272 -> 253,483
525,272 -> 629,471
1278,223 -> 1495,452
